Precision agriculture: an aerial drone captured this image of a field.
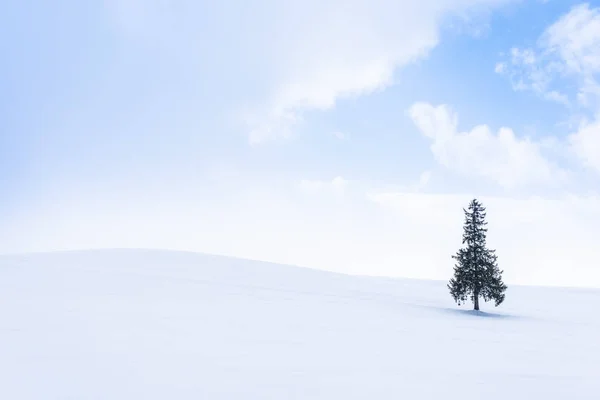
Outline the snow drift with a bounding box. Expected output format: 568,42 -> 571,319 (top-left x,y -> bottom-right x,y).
0,249 -> 598,399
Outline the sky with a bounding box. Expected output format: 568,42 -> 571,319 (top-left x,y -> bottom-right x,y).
1,0 -> 600,288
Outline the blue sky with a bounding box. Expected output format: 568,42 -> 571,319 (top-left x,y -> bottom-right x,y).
2,0 -> 600,287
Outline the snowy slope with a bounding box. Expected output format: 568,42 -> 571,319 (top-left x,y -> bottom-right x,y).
0,249 -> 598,399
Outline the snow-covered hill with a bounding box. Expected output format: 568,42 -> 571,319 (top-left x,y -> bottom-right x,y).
0,249 -> 598,399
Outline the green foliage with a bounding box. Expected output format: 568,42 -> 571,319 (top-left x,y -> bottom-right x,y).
448,199 -> 507,310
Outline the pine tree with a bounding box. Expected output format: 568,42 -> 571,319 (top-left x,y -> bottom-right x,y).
448,198 -> 507,311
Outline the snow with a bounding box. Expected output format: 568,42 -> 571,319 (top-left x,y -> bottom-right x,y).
0,249 -> 598,399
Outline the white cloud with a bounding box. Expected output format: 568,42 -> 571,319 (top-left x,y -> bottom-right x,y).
221,0 -> 516,143
542,4 -> 600,77
568,116 -> 600,173
499,47 -> 569,105
499,4 -> 600,173
106,0 -> 519,144
408,102 -> 565,188
540,3 -> 600,110
494,62 -> 506,74
544,90 -> 570,105
332,176 -> 349,190
495,3 -> 599,106
541,4 -> 600,173
299,176 -> 349,193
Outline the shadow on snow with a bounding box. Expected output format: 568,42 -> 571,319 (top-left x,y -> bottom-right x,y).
441,307 -> 521,320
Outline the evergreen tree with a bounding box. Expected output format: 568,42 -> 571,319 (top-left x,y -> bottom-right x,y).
448,198 -> 507,311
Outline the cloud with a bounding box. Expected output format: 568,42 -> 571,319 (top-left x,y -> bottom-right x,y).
196,0 -> 516,144
542,4 -> 600,173
494,62 -> 506,74
408,102 -> 566,188
332,176 -> 349,189
495,3 -> 600,106
568,116 -> 600,173
542,4 -> 600,77
253,0 -> 523,144
540,3 -> 600,110
105,0 -> 520,144
498,4 -> 600,174
497,47 -> 569,105
299,176 -> 349,193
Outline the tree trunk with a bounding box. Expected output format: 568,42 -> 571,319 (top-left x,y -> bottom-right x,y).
474,293 -> 480,311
